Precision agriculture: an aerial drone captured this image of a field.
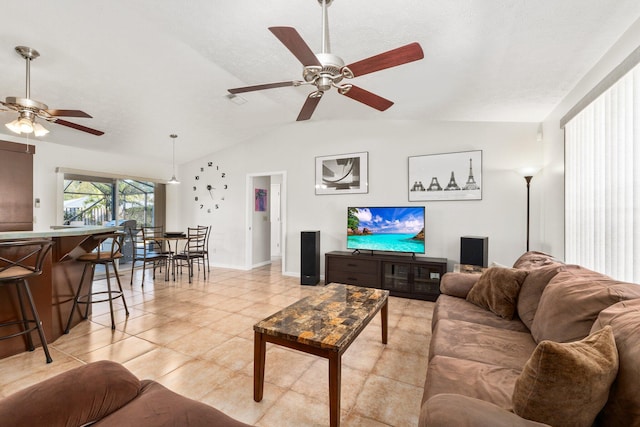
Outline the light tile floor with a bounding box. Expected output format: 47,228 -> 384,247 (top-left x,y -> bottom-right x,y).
0,260 -> 434,426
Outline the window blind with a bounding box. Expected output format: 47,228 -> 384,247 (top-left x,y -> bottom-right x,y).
565,63 -> 640,282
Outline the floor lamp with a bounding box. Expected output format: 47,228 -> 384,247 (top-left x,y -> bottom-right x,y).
518,168 -> 541,252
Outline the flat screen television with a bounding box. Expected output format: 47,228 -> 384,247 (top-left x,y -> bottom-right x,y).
347,206 -> 425,254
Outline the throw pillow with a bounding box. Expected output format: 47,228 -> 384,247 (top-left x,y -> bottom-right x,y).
466,267 -> 528,319
516,264 -> 565,330
512,326 -> 619,427
590,300 -> 640,426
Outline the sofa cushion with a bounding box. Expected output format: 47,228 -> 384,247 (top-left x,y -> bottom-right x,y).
0,360 -> 141,427
422,355 -> 520,409
93,379 -> 252,427
512,251 -> 560,270
420,394 -> 551,427
512,326 -> 618,427
432,295 -> 529,333
466,267 -> 528,319
516,264 -> 565,330
590,299 -> 640,427
429,319 -> 537,370
439,272 -> 481,298
531,266 -> 640,343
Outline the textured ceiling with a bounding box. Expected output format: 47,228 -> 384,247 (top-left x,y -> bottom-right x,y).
1,0 -> 639,164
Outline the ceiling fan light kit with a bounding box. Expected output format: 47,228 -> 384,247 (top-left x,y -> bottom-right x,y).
227,0 -> 424,121
5,115 -> 49,137
1,45 -> 104,137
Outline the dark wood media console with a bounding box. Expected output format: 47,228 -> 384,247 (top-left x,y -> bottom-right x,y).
324,251 -> 447,301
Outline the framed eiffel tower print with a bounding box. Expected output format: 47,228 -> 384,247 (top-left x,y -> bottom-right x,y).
408,150 -> 482,201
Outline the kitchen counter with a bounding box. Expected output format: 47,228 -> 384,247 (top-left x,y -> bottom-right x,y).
0,226 -> 120,360
0,225 -> 120,240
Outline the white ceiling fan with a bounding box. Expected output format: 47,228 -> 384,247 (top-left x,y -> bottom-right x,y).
1,46 -> 104,137
228,0 -> 425,121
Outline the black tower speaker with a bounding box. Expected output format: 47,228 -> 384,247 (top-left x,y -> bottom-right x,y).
460,236 -> 488,267
301,231 -> 320,285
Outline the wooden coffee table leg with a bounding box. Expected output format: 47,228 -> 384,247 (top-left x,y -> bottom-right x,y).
381,298 -> 388,344
328,351 -> 342,427
254,331 -> 266,402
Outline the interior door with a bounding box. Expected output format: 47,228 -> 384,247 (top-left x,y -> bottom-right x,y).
270,183 -> 281,257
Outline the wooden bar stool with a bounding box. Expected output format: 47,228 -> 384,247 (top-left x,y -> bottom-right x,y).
0,239 -> 54,363
64,233 -> 129,332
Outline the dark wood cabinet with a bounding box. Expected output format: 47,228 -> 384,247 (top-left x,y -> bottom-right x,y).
0,140 -> 35,232
325,251 -> 447,301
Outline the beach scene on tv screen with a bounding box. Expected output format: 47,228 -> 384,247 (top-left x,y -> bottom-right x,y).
347,207 -> 425,253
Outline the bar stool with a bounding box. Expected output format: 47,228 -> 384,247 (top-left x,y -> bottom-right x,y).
64,233 -> 129,333
0,239 -> 54,363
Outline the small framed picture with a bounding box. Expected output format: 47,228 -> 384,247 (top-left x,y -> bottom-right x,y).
315,152 -> 368,195
408,150 -> 482,201
255,188 -> 268,212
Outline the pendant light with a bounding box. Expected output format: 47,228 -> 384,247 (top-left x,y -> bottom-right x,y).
168,134 -> 180,184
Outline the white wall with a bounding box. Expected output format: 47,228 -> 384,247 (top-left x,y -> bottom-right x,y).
540,17 -> 640,259
178,120 -> 542,276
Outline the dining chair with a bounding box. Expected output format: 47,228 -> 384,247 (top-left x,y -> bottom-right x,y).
129,228 -> 170,286
173,227 -> 207,283
0,239 -> 54,363
197,224 -> 211,273
142,226 -> 172,256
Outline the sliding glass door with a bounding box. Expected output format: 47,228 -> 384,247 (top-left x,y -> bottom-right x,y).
63,175 -> 158,228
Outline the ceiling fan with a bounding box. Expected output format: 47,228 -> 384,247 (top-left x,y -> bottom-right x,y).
0,46 -> 104,137
228,0 -> 424,121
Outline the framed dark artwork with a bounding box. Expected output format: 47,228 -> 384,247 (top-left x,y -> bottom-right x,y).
408,150 -> 482,201
315,152 -> 368,195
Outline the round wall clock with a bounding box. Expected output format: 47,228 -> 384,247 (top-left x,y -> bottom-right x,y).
193,162 -> 227,213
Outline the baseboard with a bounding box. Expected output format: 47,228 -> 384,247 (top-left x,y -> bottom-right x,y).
252,260 -> 272,269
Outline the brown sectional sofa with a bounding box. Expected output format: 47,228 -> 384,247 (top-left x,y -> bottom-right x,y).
0,360 -> 252,426
420,251 -> 640,427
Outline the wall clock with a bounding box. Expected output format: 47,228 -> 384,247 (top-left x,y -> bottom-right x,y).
193,162 -> 228,212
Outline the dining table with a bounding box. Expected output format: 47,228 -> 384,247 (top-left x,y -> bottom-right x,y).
143,232 -> 190,281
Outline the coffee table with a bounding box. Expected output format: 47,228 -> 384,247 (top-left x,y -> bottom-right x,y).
253,283 -> 389,427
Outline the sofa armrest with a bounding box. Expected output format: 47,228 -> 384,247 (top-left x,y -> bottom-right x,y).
439,272 -> 481,298
420,394 -> 551,427
94,380 -> 253,426
0,361 -> 141,427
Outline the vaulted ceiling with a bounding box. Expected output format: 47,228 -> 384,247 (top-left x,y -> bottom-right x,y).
1,0 -> 639,164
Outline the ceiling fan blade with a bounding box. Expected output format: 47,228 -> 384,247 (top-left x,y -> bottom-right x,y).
45,109 -> 93,118
344,42 -> 424,77
339,85 -> 394,111
53,119 -> 104,136
296,92 -> 323,121
269,27 -> 322,67
0,101 -> 18,111
228,81 -> 300,94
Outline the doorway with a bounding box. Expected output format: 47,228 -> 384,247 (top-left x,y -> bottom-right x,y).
246,171 -> 286,274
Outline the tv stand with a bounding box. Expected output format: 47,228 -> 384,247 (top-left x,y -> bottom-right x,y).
325,251 -> 447,301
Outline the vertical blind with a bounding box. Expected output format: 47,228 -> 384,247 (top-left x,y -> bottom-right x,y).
565,63 -> 640,282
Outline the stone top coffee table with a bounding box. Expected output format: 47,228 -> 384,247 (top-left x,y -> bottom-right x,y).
253,283 -> 389,427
